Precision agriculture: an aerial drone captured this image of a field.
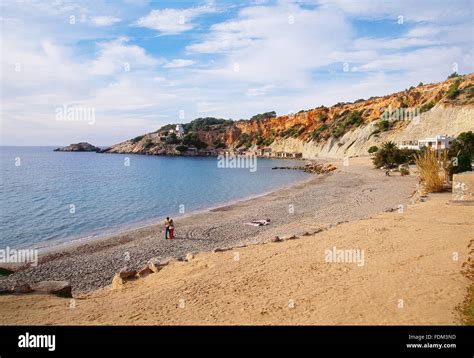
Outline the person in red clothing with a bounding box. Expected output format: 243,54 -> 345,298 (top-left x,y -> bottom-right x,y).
168,218 -> 175,239
164,217 -> 170,239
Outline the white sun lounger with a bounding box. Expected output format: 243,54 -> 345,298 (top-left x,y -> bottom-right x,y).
243,219 -> 270,227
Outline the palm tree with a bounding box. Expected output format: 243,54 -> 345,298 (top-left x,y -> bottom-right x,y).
382,141 -> 397,151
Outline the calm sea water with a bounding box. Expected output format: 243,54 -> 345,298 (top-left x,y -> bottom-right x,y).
0,147 -> 309,249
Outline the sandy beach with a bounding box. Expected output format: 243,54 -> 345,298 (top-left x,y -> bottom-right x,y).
0,157 -> 418,295
1,157 -> 473,325
0,189 -> 472,325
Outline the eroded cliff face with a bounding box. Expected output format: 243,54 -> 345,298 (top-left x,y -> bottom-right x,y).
267,104 -> 474,159
105,74 -> 474,158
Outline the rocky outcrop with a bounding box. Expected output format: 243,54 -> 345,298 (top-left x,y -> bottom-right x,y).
106,73 -> 474,159
30,281 -> 72,298
272,162 -> 337,174
7,280 -> 72,297
54,142 -> 101,152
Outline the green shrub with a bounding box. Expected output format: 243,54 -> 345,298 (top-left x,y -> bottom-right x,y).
130,135 -> 144,144
310,124 -> 328,141
237,132 -> 252,148
182,133 -> 207,149
281,124 -> 302,138
332,125 -> 345,138
372,141 -> 418,168
446,78 -> 461,99
250,111 -> 277,122
420,101 -> 434,113
176,145 -> 188,153
263,137 -> 274,146
213,139 -> 225,149
448,131 -> 474,174
165,133 -> 181,144
318,113 -> 328,122
447,72 -> 459,79
376,119 -> 390,132
346,111 -> 363,127
368,146 -> 378,154
143,139 -> 154,149
183,118 -> 233,132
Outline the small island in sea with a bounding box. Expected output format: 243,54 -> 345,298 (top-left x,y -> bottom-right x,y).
54,142 -> 101,152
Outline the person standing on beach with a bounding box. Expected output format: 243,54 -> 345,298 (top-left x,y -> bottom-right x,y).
168,219 -> 175,239
164,217 -> 170,239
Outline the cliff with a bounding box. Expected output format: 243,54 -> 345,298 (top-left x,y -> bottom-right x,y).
105,73 -> 474,159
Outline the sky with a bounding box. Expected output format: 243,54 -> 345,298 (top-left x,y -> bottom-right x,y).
0,0 -> 473,146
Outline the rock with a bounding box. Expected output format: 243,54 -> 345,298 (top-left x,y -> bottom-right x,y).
30,281 -> 72,298
452,172 -> 474,201
111,274 -> 123,290
185,253 -> 195,261
160,257 -> 179,265
147,261 -> 159,273
0,287 -> 13,295
0,267 -> 15,276
137,266 -> 153,278
213,248 -> 226,253
54,142 -> 101,152
271,236 -> 282,242
118,269 -> 137,280
13,284 -> 33,294
286,235 -> 297,240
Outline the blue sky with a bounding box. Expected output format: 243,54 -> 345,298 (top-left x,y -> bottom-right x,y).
1,0 -> 473,145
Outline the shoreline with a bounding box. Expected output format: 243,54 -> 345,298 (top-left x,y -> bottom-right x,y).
1,191 -> 472,325
31,170 -> 316,256
0,157 -> 419,295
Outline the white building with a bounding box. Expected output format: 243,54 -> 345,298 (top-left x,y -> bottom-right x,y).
418,135 -> 453,150
175,124 -> 185,138
397,135 -> 454,151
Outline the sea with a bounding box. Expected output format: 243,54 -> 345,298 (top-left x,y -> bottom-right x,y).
0,146 -> 310,249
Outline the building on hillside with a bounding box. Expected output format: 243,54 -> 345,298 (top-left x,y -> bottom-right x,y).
175,124 -> 185,138
396,140 -> 419,150
397,135 -> 454,151
418,135 -> 453,150
256,147 -> 272,157
274,151 -> 303,159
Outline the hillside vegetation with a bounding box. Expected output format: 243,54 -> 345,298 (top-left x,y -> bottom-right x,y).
104,73 -> 474,158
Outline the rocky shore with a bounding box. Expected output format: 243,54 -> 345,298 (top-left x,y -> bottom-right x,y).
272,162 -> 337,174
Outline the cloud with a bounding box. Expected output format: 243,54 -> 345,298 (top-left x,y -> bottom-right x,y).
135,5 -> 217,34
187,4 -> 353,86
91,16 -> 121,27
246,84 -> 276,97
1,0 -> 473,146
163,59 -> 195,68
316,0 -> 471,23
88,37 -> 161,75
